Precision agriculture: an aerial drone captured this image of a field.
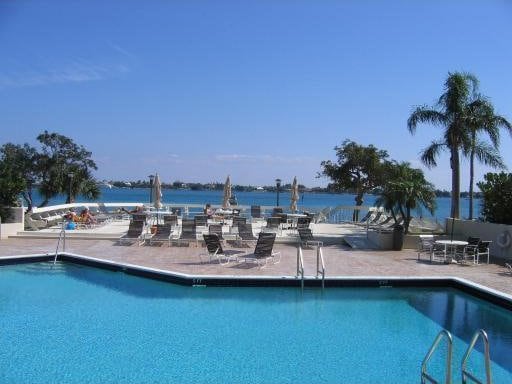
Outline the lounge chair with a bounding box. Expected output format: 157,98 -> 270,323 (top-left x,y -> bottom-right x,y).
298,228 -> 323,248
263,217 -> 282,235
119,220 -> 146,245
194,214 -> 208,227
272,207 -> 283,216
173,218 -> 197,246
241,232 -> 281,268
201,234 -> 242,264
296,217 -> 311,230
163,214 -> 178,229
149,224 -> 173,246
369,215 -> 393,229
251,205 -> 262,220
208,224 -> 224,240
231,216 -> 246,234
236,223 -> 258,246
357,211 -> 383,227
25,214 -> 47,230
352,210 -> 373,225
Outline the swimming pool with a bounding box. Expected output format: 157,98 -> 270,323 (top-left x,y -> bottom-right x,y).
1,262 -> 511,383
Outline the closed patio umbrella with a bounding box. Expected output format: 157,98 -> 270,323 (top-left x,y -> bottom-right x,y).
222,175 -> 232,208
290,176 -> 299,213
152,173 -> 163,209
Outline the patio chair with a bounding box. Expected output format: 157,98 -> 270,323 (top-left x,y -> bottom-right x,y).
237,223 -> 258,246
263,217 -> 282,235
298,228 -> 323,248
201,234 -> 242,265
242,232 -> 281,268
149,224 -> 173,246
231,216 -> 246,234
357,211 -> 382,227
173,218 -> 197,246
353,210 -> 374,225
296,217 -> 311,230
455,237 -> 480,262
208,224 -> 224,240
251,205 -> 262,219
163,214 -> 178,230
417,235 -> 435,260
272,207 -> 283,216
464,240 -> 491,264
131,213 -> 148,224
119,219 -> 147,246
369,215 -> 393,229
25,214 -> 47,230
194,214 -> 208,227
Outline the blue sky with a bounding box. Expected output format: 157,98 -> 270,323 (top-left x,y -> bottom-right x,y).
1,0 -> 511,189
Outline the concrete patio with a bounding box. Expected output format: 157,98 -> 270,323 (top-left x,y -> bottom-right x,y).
1,235 -> 511,297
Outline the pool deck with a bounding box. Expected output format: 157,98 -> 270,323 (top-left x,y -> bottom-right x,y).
1,231 -> 511,296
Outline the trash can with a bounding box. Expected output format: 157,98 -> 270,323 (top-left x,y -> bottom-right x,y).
393,225 -> 404,251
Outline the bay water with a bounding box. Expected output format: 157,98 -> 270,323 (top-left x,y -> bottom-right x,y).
30,187 -> 480,222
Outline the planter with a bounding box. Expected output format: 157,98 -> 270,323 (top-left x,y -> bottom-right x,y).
393,225 -> 405,251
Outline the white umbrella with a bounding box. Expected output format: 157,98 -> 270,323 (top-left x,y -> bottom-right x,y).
152,173 -> 163,209
222,175 -> 232,208
290,176 -> 299,213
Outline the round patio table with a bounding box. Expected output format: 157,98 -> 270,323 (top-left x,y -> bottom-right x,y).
434,239 -> 468,261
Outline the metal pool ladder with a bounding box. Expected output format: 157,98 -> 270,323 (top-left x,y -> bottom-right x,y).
421,329 -> 453,384
316,245 -> 325,289
461,329 -> 492,384
296,245 -> 304,291
53,221 -> 66,265
421,329 -> 493,384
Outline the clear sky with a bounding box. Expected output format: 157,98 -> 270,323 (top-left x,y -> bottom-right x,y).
1,0 -> 511,189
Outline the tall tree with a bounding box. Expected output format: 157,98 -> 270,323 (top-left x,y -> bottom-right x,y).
320,139 -> 389,220
408,72 -> 479,219
0,147 -> 26,220
36,131 -> 99,206
463,97 -> 511,219
0,143 -> 39,211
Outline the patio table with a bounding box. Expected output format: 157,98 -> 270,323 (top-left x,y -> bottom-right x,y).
434,239 -> 468,262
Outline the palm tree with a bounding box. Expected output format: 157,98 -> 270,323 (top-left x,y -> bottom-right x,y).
375,162 -> 436,234
408,72 -> 479,219
463,97 -> 511,219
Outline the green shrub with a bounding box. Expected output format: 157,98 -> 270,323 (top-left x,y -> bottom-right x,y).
477,172 -> 512,224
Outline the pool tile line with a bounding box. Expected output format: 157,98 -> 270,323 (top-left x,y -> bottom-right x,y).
2,252 -> 512,311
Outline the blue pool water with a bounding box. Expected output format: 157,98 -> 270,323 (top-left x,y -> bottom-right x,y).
1,263 -> 510,383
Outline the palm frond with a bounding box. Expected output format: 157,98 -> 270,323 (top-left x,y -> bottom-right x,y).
420,140 -> 445,168
472,140 -> 506,170
407,106 -> 445,134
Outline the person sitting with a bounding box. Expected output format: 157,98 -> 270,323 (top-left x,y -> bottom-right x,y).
204,203 -> 215,218
80,208 -> 96,224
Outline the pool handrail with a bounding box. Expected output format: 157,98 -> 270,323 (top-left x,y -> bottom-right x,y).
296,245 -> 304,291
461,329 -> 492,384
54,221 -> 66,265
421,329 -> 453,384
316,245 -> 325,290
